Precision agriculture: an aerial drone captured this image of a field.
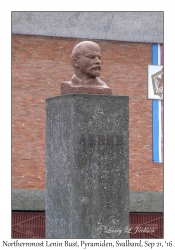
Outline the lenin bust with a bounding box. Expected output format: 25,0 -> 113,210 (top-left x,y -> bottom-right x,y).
61,41 -> 112,95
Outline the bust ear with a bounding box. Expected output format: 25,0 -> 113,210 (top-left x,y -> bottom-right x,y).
71,57 -> 79,68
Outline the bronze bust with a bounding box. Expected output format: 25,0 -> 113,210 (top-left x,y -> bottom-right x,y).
61,41 -> 112,95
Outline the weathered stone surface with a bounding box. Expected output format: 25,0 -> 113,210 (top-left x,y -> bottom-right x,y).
46,94 -> 129,238
12,189 -> 45,211
12,189 -> 164,213
130,192 -> 164,212
12,12 -> 163,43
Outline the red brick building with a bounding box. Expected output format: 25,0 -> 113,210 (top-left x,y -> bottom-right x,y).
12,35 -> 163,192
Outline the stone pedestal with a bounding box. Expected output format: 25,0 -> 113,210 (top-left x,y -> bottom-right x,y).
46,94 -> 129,238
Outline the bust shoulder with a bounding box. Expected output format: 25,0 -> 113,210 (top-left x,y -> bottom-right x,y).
61,75 -> 112,95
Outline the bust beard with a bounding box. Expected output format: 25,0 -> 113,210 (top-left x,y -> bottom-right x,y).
60,73 -> 112,95
71,74 -> 110,89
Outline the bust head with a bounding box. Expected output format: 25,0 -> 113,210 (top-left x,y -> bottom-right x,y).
60,41 -> 112,95
71,41 -> 102,80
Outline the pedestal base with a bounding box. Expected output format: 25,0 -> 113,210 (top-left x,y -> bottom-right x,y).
46,94 -> 129,238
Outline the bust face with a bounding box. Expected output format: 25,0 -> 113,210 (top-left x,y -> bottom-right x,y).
72,41 -> 102,79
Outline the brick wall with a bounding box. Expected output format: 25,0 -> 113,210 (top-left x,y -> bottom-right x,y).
12,35 -> 163,191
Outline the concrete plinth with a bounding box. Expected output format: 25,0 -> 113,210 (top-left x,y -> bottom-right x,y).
46,94 -> 129,238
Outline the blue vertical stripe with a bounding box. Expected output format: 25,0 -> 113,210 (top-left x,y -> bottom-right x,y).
152,43 -> 159,162
152,101 -> 159,162
152,44 -> 158,64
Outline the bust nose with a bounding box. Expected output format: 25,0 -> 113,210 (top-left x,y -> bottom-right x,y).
95,56 -> 101,64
